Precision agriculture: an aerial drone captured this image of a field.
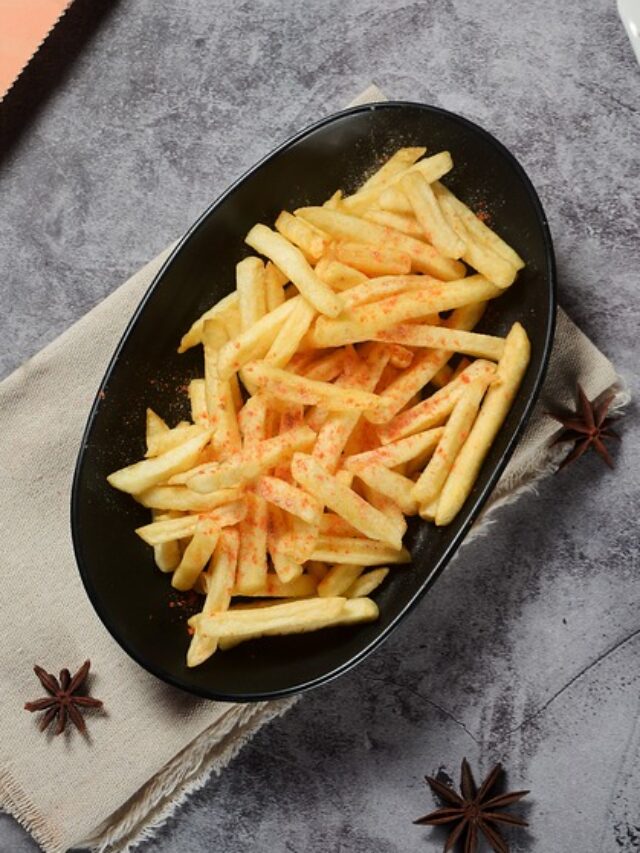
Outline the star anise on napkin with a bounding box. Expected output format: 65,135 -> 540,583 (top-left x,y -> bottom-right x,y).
24,660 -> 103,735
549,384 -> 619,470
414,758 -> 529,852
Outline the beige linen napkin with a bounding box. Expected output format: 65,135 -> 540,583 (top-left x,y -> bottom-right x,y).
0,85 -> 627,853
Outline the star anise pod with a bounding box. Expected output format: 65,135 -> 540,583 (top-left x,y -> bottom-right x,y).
24,660 -> 103,735
549,384 -> 619,470
414,758 -> 529,853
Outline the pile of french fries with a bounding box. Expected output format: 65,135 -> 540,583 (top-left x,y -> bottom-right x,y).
107,146 -> 531,667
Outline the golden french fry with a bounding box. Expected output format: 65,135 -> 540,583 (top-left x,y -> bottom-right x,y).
342,151 -> 453,213
378,186 -> 414,213
135,500 -> 246,545
309,277 -> 500,349
433,182 -> 524,270
185,424 -> 317,492
365,301 -> 489,424
187,527 -> 240,667
317,563 -> 365,597
388,344 -> 413,369
340,274 -> 441,311
151,510 -> 181,572
300,350 -> 345,382
332,241 -> 412,277
344,427 -> 444,471
242,361 -> 382,412
256,475 -> 322,524
135,485 -> 243,512
413,375 -> 491,506
314,257 -> 368,291
377,359 -> 497,444
323,189 -> 343,209
355,464 -> 418,515
178,291 -> 240,353
235,491 -> 269,594
267,504 -> 305,583
245,224 -> 343,317
236,256 -> 267,331
146,409 -> 169,450
188,379 -> 208,426
197,596 -> 378,644
203,318 -> 241,459
264,261 -> 287,311
172,517 -> 220,591
238,394 -> 269,449
145,423 -> 207,458
216,297 -> 298,381
319,513 -> 365,538
295,206 -> 465,281
419,499 -> 439,521
234,573 -> 317,598
362,209 -> 425,238
436,323 -> 531,525
310,536 -> 410,566
400,172 -> 465,259
291,453 -> 404,549
345,567 -> 389,598
354,147 -> 427,195
374,323 -> 505,361
275,211 -> 329,262
263,297 -> 316,368
107,430 -> 212,494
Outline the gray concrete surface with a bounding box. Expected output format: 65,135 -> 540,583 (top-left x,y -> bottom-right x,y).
1,0 -> 639,850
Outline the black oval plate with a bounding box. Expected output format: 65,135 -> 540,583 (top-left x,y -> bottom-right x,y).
71,102 -> 556,702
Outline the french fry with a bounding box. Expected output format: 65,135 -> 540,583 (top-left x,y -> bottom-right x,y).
188,379 -> 209,426
203,318 -> 242,459
436,193 -> 517,288
362,209 -> 425,238
378,186 -> 414,213
185,425 -> 317,492
275,211 -> 329,262
433,182 -> 524,270
238,394 -> 269,449
309,277 -> 500,349
107,430 -> 212,494
172,517 -> 220,591
413,375 -> 491,506
344,427 -> 444,471
359,481 -> 407,533
135,500 -> 246,546
135,485 -> 243,513
353,147 -> 427,195
310,536 -> 410,566
436,323 -> 531,525
377,359 -> 497,444
388,344 -> 413,369
151,510 -> 181,572
291,453 -> 405,549
301,349 -> 345,382
256,475 -> 322,524
187,527 -> 240,667
146,409 -> 169,451
418,499 -> 438,521
314,257 -> 368,291
145,423 -> 207,458
341,151 -> 453,213
178,291 -> 240,353
216,297 -> 298,380
355,464 -> 418,515
400,172 -> 466,259
365,301 -> 489,424
332,241 -> 411,277
295,206 -> 465,280
317,563 -> 365,597
242,361 -> 382,412
236,257 -> 267,331
340,274 -> 441,311
245,224 -> 343,317
264,261 -> 287,311
263,297 -> 316,368
235,491 -> 269,594
323,189 -> 343,209
373,323 -> 505,361
319,513 -> 364,538
234,573 -> 317,597
345,567 -> 390,598
267,505 -> 304,583
197,596 -> 378,644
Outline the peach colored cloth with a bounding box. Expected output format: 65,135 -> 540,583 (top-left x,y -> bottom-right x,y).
0,0 -> 73,99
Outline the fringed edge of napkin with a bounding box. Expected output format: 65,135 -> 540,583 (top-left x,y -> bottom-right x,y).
0,770 -> 65,853
83,698 -> 295,853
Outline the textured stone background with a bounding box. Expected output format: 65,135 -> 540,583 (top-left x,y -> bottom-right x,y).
1,0 -> 639,850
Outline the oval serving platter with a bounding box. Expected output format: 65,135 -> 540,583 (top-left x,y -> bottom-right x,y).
71,102 -> 556,702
